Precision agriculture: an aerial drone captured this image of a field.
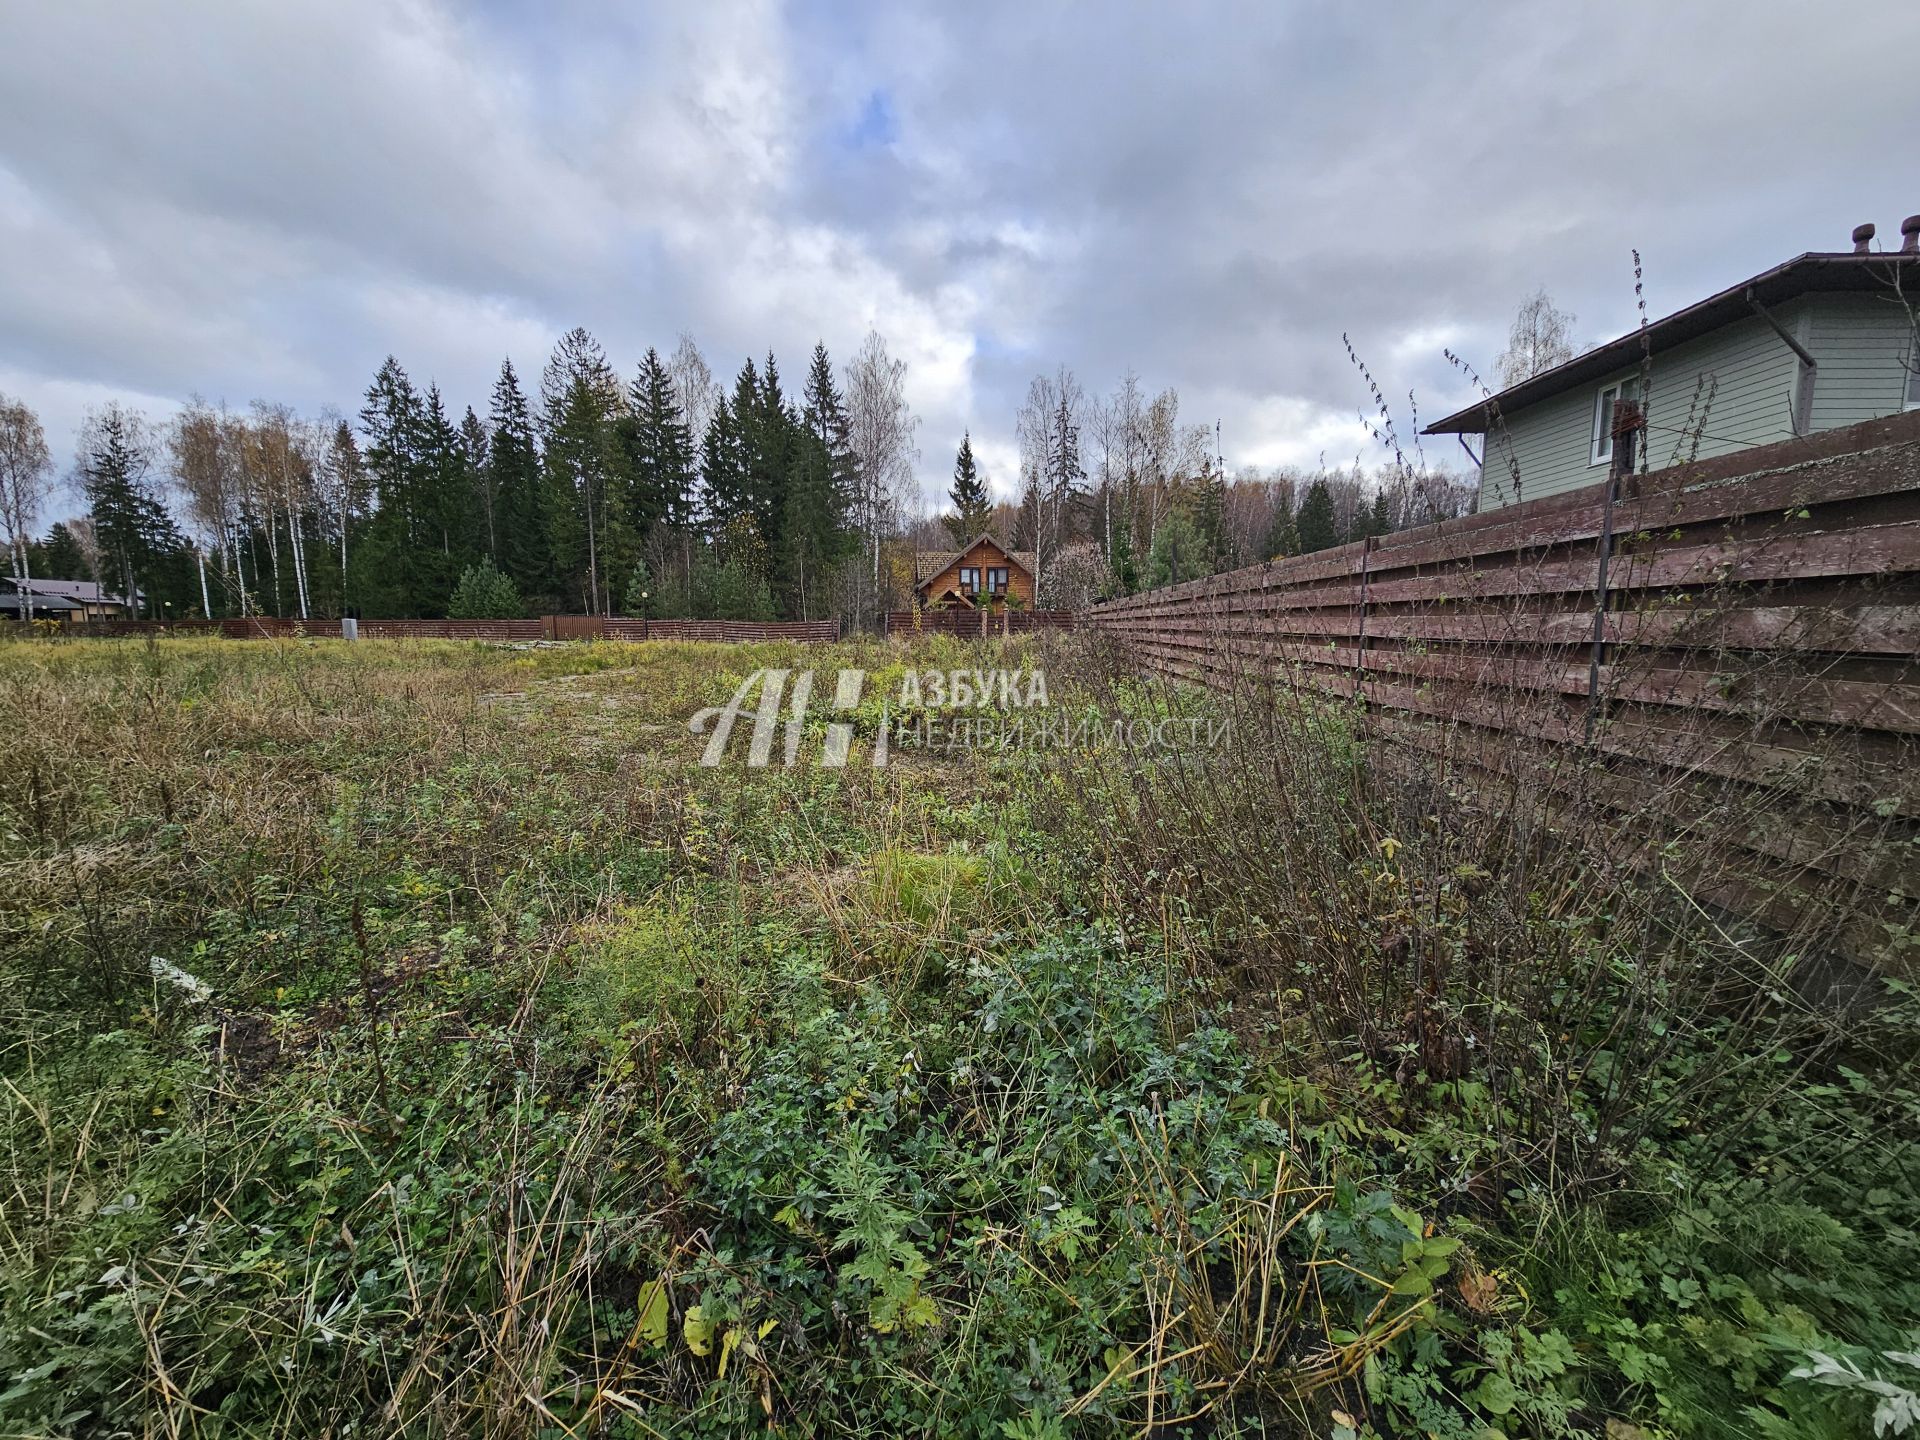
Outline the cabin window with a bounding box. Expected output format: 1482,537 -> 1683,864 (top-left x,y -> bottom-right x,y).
958,566 -> 981,593
1906,338 -> 1920,411
987,566 -> 1009,594
1590,379 -> 1636,467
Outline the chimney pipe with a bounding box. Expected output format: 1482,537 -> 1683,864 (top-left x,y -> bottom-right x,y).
1903,215 -> 1920,254
1852,222 -> 1876,253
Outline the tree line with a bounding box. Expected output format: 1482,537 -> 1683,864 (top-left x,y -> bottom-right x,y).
0,328 -> 921,624
920,366 -> 1475,610
2,334 -> 1474,625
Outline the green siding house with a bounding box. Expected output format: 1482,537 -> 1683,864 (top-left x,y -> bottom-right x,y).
1425,218 -> 1920,509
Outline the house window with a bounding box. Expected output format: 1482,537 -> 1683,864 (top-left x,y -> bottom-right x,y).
1590,379 -> 1637,467
987,566 -> 1009,594
1906,338 -> 1920,411
958,566 -> 981,593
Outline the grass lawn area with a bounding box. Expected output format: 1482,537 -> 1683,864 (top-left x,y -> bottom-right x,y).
1,635 -> 1914,1439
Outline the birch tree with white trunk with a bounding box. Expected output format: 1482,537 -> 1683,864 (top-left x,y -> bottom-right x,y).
1496,290 -> 1578,388
0,393 -> 54,620
842,329 -> 918,619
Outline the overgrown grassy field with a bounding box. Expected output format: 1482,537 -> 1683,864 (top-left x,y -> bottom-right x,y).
1,635 -> 1913,1439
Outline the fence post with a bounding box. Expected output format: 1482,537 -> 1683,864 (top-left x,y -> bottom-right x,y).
1583,404 -> 1640,744
1354,535 -> 1375,695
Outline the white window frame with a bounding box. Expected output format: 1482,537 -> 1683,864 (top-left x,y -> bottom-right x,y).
1905,337 -> 1920,412
1590,380 -> 1630,467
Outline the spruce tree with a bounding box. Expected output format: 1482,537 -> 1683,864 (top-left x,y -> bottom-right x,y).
1265,489 -> 1298,559
488,359 -> 547,601
1145,509 -> 1204,589
31,522 -> 88,581
753,350 -> 794,554
801,344 -> 857,486
945,432 -> 991,545
80,403 -> 181,617
539,328 -> 621,613
1367,490 -> 1392,539
415,384 -> 470,613
702,370 -> 755,535
447,556 -> 522,619
729,354 -> 796,577
321,420 -> 369,616
1194,462 -> 1227,572
783,344 -> 856,618
1110,518 -> 1138,596
460,406 -> 495,561
616,347 -> 696,546
1294,478 -> 1339,554
356,357 -> 427,615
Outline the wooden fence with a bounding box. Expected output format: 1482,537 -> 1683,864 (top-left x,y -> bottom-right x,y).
886,609 -> 1079,638
591,617 -> 840,643
58,616 -> 839,644
1085,409 -> 1920,962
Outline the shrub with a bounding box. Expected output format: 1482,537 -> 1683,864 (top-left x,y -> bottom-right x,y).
446,557 -> 522,618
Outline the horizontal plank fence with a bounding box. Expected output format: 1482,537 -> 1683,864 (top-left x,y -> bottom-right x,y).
1085,410 -> 1920,965
594,617 -> 840,643
886,609 -> 1079,638
51,616 -> 840,644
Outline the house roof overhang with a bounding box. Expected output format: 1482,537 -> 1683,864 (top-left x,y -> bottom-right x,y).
912,532 -> 1030,590
1423,251 -> 1920,435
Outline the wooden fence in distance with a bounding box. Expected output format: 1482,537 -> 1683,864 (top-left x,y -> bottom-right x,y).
886,609 -> 1078,639
58,616 -> 841,644
1084,409 -> 1920,963
593,617 -> 840,643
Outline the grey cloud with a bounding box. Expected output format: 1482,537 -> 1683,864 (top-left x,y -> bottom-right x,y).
1,0 -> 1916,512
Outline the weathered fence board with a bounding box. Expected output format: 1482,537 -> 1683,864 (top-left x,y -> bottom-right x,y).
1087,411 -> 1920,961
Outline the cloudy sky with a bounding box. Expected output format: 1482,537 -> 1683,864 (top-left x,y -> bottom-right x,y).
3,0 -> 1916,516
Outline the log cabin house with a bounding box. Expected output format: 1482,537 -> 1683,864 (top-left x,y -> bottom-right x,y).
912,533 -> 1037,610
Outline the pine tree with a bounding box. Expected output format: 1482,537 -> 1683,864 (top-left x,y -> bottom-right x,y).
1295,478 -> 1339,554
945,432 -> 991,545
80,403 -> 181,618
488,359 -> 547,601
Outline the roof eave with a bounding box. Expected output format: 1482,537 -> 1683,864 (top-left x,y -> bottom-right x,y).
1422,250 -> 1920,436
